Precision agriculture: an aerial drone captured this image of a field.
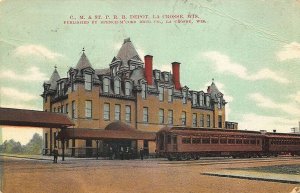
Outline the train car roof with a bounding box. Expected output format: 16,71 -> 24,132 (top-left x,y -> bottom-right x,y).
158,126 -> 262,136
264,132 -> 300,139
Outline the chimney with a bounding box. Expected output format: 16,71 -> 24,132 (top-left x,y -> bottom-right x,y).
144,55 -> 153,85
207,86 -> 211,93
172,62 -> 181,90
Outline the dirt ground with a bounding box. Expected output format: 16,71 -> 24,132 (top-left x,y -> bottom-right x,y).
1,156 -> 299,193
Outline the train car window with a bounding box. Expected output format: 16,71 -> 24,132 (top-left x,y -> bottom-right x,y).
256,140 -> 260,145
243,139 -> 250,144
228,139 -> 235,144
211,138 -> 219,144
172,136 -> 177,144
220,138 -> 227,144
202,138 -> 210,144
182,138 -> 191,144
167,135 -> 171,144
250,140 -> 256,144
236,139 -> 242,144
192,138 -> 201,144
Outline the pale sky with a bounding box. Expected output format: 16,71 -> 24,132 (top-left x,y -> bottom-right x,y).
0,0 -> 300,144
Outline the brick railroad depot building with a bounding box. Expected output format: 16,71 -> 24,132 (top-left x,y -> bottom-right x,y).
42,38 -> 238,157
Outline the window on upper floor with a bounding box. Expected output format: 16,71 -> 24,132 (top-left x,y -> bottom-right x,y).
192,93 -> 197,106
130,64 -> 136,70
71,101 -> 76,119
218,97 -> 222,109
104,103 -> 110,120
114,79 -> 120,95
164,73 -> 169,81
85,100 -> 92,118
143,107 -> 148,123
142,83 -> 147,99
181,111 -> 186,126
207,114 -> 211,127
168,110 -> 173,125
84,74 -> 92,91
182,91 -> 187,104
71,74 -> 76,92
206,95 -> 210,107
125,81 -> 132,96
168,88 -> 173,102
192,113 -> 197,127
103,78 -> 110,93
125,105 -> 131,122
199,93 -> 204,106
159,109 -> 164,124
65,103 -> 68,115
115,104 -> 121,121
200,114 -> 204,127
155,71 -> 160,80
158,86 -> 164,101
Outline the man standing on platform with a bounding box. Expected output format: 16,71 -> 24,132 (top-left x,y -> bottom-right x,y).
53,146 -> 58,163
139,148 -> 144,160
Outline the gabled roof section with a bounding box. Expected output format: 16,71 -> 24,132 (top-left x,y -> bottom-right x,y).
49,67 -> 60,90
116,38 -> 142,66
76,51 -> 93,70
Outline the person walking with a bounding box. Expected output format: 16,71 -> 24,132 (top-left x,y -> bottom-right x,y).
139,148 -> 144,160
53,146 -> 58,163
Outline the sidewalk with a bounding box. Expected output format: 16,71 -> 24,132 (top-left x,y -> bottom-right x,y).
203,169 -> 300,184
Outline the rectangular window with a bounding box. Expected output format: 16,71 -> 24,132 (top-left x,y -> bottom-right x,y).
85,74 -> 92,90
218,115 -> 222,128
168,110 -> 173,125
159,109 -> 164,124
104,103 -> 110,120
71,101 -> 76,118
103,78 -> 109,93
168,88 -> 173,102
58,107 -> 60,113
192,113 -> 197,127
181,111 -> 186,125
125,105 -> 131,122
207,114 -> 211,127
200,114 -> 204,127
142,84 -> 147,99
159,86 -> 164,101
53,107 -> 56,113
218,98 -> 221,109
182,138 -> 191,144
143,107 -> 148,123
85,100 -> 92,118
71,75 -> 76,91
65,103 -> 68,114
61,105 -> 64,113
115,104 -> 121,121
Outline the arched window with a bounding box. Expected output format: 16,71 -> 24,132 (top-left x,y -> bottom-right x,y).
142,83 -> 147,99
103,78 -> 110,93
125,81 -> 132,96
182,91 -> 187,104
199,93 -> 204,106
192,93 -> 197,105
206,95 -> 210,107
114,79 -> 120,95
84,74 -> 92,90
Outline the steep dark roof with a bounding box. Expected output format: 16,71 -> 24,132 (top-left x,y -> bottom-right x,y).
48,68 -> 60,90
116,38 -> 142,66
208,81 -> 222,101
76,52 -> 93,70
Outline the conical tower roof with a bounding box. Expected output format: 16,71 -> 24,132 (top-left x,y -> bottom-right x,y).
208,79 -> 222,101
116,38 -> 142,66
76,50 -> 93,70
49,67 -> 60,90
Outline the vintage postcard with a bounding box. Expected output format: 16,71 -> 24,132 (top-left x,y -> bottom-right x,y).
0,0 -> 300,193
